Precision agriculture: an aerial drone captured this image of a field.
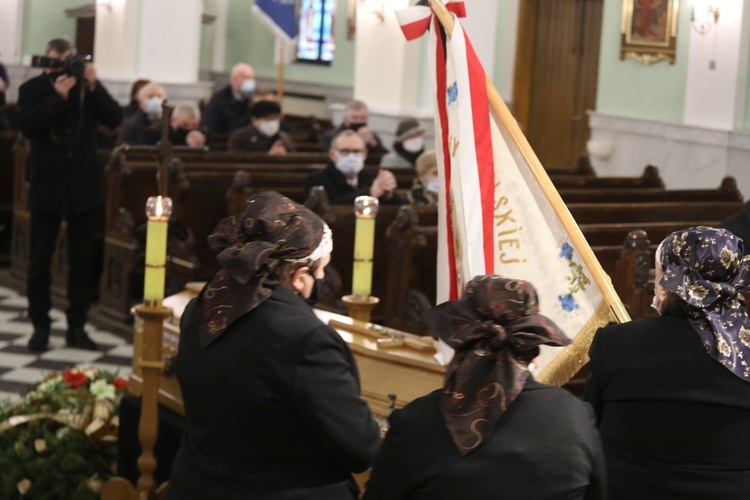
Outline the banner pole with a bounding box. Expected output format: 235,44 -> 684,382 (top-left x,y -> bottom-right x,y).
277,39 -> 285,105
428,0 -> 630,324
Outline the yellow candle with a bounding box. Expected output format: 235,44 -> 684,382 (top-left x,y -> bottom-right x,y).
143,196 -> 172,303
352,196 -> 379,298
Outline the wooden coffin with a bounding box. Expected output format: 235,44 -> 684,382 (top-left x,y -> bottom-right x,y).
129,283 -> 445,418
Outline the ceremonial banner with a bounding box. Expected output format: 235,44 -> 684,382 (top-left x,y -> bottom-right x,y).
397,1 -> 629,384
252,0 -> 299,43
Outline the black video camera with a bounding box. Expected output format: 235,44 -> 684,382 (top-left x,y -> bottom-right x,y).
31,54 -> 92,79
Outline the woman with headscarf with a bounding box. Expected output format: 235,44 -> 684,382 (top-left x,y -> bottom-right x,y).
166,192 -> 381,500
584,226 -> 750,500
380,118 -> 427,168
364,275 -> 607,500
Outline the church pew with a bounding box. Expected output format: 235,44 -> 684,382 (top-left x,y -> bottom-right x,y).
559,177 -> 740,203
567,201 -> 742,225
551,165 -> 664,189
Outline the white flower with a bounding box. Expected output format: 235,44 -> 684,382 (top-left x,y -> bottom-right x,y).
87,474 -> 103,493
56,426 -> 70,441
34,439 -> 47,453
89,379 -> 116,400
17,479 -> 31,495
37,376 -> 61,393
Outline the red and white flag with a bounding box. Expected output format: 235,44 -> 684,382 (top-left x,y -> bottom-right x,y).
397,4 -> 626,378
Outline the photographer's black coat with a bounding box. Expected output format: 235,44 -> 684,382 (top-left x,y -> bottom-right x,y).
18,73 -> 122,214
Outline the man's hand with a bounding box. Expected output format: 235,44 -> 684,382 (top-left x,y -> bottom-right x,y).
83,63 -> 97,91
186,130 -> 206,148
268,139 -> 288,156
54,74 -> 77,100
357,126 -> 378,147
369,169 -> 397,199
0,79 -> 6,93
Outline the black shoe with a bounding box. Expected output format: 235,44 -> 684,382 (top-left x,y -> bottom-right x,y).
66,327 -> 98,351
28,324 -> 50,352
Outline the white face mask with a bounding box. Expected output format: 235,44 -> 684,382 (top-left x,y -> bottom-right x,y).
240,79 -> 256,96
425,177 -> 439,194
257,119 -> 280,137
402,136 -> 424,153
335,153 -> 365,176
144,96 -> 163,117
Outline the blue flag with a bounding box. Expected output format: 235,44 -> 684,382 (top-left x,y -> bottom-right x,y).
252,0 -> 298,43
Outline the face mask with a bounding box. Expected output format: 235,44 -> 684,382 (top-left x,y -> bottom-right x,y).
402,136 -> 424,153
172,128 -> 190,144
335,152 -> 365,176
347,122 -> 366,132
144,96 -> 163,117
240,79 -> 256,96
305,278 -> 326,306
425,177 -> 439,194
257,119 -> 280,137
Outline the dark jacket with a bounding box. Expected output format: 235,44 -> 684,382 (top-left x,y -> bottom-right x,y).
116,109 -> 160,145
167,286 -> 381,500
320,124 -> 389,155
364,378 -> 606,500
227,123 -> 295,153
304,162 -> 405,205
204,84 -> 251,134
18,73 -> 122,214
584,316 -> 750,500
722,201 -> 750,245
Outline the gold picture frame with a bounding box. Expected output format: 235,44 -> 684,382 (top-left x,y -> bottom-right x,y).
620,0 -> 679,65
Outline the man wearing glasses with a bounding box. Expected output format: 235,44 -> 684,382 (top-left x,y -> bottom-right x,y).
305,130 -> 405,205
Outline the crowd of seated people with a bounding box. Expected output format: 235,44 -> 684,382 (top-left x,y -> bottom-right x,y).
1,54 -> 443,215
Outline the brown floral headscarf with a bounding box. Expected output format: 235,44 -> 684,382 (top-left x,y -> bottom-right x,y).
195,192 -> 331,349
657,226 -> 750,380
424,275 -> 570,455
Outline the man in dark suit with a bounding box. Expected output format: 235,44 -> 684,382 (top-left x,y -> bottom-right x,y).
320,100 -> 389,154
203,62 -> 255,134
305,130 -> 404,205
18,37 -> 122,351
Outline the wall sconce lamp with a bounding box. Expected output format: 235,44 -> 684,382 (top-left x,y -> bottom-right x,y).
691,3 -> 720,35
363,0 -> 386,22
96,0 -> 113,10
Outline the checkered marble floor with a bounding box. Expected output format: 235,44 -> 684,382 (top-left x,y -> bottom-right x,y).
0,285 -> 132,404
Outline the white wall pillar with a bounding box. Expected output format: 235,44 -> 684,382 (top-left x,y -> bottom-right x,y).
211,0 -> 229,73
94,0 -> 203,83
353,0 -> 420,116
0,0 -> 24,64
683,0 -> 750,130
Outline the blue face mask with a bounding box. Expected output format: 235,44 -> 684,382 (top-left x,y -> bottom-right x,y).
306,278 -> 326,306
240,79 -> 256,96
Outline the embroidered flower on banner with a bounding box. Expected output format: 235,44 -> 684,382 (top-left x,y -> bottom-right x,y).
557,241 -> 590,313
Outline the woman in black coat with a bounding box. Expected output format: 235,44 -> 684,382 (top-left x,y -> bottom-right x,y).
585,226 -> 750,500
166,192 -> 381,500
364,275 -> 607,500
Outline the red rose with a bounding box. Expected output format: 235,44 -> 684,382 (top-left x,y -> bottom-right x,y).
62,370 -> 89,389
113,377 -> 130,391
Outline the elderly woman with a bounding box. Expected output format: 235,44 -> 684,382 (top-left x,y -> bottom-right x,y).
364,275 -> 606,499
167,192 -> 380,500
584,226 -> 750,499
408,149 -> 438,207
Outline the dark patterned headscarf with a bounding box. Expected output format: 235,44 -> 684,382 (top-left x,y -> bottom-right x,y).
424,275 -> 570,455
657,226 -> 750,380
195,192 -> 332,349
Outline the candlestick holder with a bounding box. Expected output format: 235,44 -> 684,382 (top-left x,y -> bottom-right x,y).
101,302 -> 172,500
342,294 -> 380,323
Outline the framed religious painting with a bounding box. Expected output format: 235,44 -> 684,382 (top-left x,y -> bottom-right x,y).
620,0 -> 679,65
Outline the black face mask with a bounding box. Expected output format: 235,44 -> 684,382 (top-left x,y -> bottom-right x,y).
347,122 -> 367,132
172,128 -> 190,145
306,278 -> 326,306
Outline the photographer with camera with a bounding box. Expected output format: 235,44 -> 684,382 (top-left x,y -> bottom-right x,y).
18,37 -> 122,352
